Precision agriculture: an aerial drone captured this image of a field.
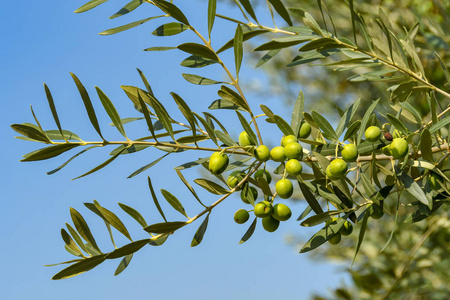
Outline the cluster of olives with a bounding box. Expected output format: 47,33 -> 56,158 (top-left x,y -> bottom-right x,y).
234,201 -> 292,232
208,121 -> 412,235
326,218 -> 353,245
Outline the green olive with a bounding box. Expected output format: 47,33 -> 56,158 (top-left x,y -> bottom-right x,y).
239,131 -> 255,146
369,204 -> 384,219
234,209 -> 250,224
275,179 -> 293,199
262,216 -> 280,232
227,170 -> 243,190
298,122 -> 311,139
284,142 -> 303,159
272,203 -> 292,221
328,232 -> 342,245
281,135 -> 298,147
270,146 -> 286,162
285,159 -> 303,176
340,221 -> 353,236
365,126 -> 381,142
390,138 -> 408,159
326,159 -> 348,180
341,144 -> 358,162
208,152 -> 229,175
254,145 -> 270,162
254,200 -> 273,218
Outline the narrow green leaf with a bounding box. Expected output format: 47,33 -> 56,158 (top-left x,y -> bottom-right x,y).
207,0 -> 216,38
291,91 -> 304,137
61,229 -> 83,257
21,144 -> 79,162
352,209 -> 369,265
302,12 -> 322,35
395,167 -> 429,207
300,210 -> 344,227
253,35 -> 315,51
177,43 -> 218,61
144,221 -> 186,234
238,0 -> 258,21
430,115 -> 450,134
107,239 -> 150,259
297,205 -> 312,221
44,83 -> 65,139
191,214 -> 210,247
218,86 -> 249,112
288,49 -> 340,67
218,30 -> 269,54
273,115 -> 295,137
52,255 -> 107,280
268,0 -> 293,26
96,87 -> 127,138
194,179 -> 229,195
66,223 -> 89,254
127,152 -> 172,178
343,120 -> 361,141
239,218 -> 257,244
94,203 -> 132,241
118,203 -> 147,228
312,111 -> 338,141
435,52 -> 450,84
147,95 -> 175,141
180,55 -> 218,68
300,217 -> 345,253
175,157 -> 209,170
335,98 -> 360,137
256,177 -> 273,197
70,207 -> 101,253
420,129 -> 433,163
255,49 -> 281,68
72,148 -> 125,180
386,113 -> 409,134
99,16 -> 165,35
148,176 -> 167,222
356,99 -> 379,144
360,173 -> 380,206
143,46 -> 177,52
161,189 -> 189,218
215,130 -> 237,147
114,254 -> 133,276
298,179 -> 324,215
208,99 -> 243,111
153,0 -> 190,25
11,123 -> 51,143
110,0 -> 143,19
192,112 -> 218,146
404,201 -> 443,223
182,73 -> 224,85
234,24 -> 244,77
70,73 -> 105,140
152,22 -> 189,36
74,0 -> 109,13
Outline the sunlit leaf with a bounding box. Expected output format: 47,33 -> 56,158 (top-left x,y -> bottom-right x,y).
52,255 -> 108,280
191,214 -> 210,247
144,221 -> 186,234
152,22 -> 189,36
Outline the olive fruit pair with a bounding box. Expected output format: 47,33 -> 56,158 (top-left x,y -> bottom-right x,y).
381,138 -> 409,159
325,218 -> 353,245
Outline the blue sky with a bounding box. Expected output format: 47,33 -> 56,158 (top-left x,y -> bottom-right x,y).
0,1 -> 349,299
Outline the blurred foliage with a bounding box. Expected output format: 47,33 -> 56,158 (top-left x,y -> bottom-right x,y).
242,0 -> 450,117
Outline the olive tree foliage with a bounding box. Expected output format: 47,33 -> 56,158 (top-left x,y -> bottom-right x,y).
11,0 -> 450,281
